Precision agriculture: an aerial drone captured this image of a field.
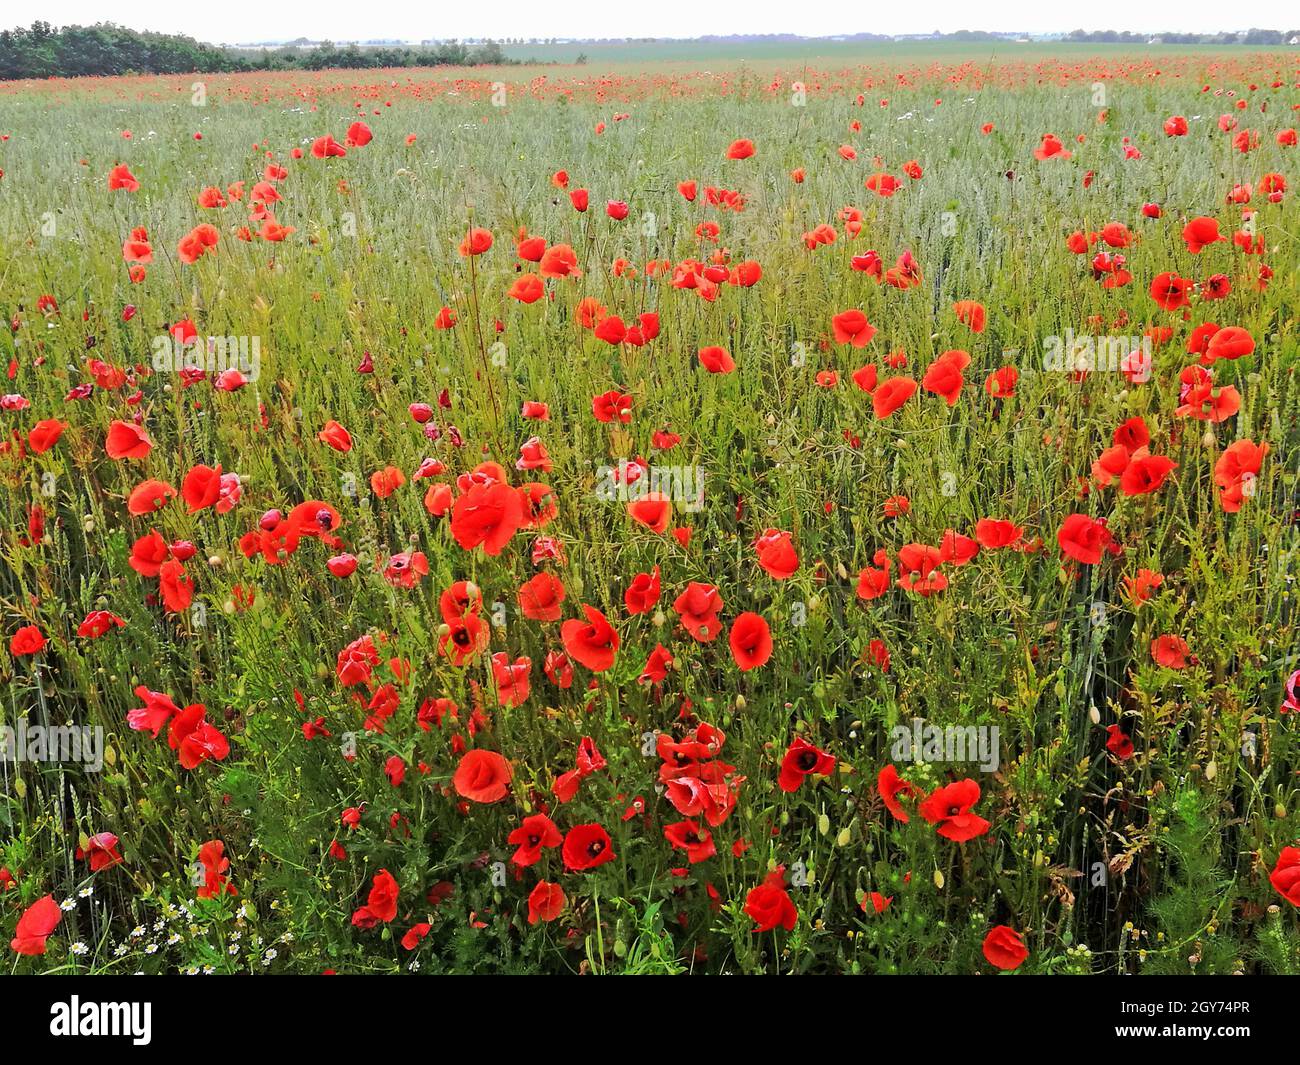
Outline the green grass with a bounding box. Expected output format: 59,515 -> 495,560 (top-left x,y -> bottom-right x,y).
0,53 -> 1297,974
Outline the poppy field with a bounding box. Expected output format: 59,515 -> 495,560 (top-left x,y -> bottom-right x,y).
1,50 -> 1299,976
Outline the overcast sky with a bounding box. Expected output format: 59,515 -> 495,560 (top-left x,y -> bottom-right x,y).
13,0 -> 1273,44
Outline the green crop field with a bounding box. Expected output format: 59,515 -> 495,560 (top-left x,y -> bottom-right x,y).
0,48 -> 1297,976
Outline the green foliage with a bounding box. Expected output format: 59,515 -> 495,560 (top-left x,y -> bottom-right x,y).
0,53 -> 1297,975
0,22 -> 514,81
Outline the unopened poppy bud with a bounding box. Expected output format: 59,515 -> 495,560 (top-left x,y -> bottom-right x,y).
933,869 -> 945,889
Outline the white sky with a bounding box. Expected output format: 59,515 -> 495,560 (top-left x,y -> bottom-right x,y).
12,0 -> 1275,45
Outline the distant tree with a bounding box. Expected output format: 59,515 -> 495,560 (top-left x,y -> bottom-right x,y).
0,20 -> 518,80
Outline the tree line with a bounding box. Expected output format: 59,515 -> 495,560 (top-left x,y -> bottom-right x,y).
0,22 -> 514,80
1063,28 -> 1299,45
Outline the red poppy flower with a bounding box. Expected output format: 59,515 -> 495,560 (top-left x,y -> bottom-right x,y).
664,820 -> 717,863
744,869 -> 797,932
728,612 -> 773,671
953,300 -> 986,333
75,832 -> 121,873
452,748 -> 513,804
1033,133 -> 1072,160
311,135 -> 347,158
975,519 -> 1023,549
673,582 -> 724,642
9,624 -> 46,657
351,869 -> 398,929
922,349 -> 970,406
1150,635 -> 1190,669
77,610 -> 125,638
107,163 -> 140,192
753,528 -> 798,578
561,823 -> 615,871
1205,326 -> 1254,362
197,840 -> 237,899
1182,216 -> 1223,254
527,881 -> 566,924
877,764 -> 921,822
1149,272 -> 1192,311
450,482 -> 524,556
624,567 -> 661,615
698,345 -> 735,373
627,493 -> 672,534
872,376 -> 917,419
1057,513 -> 1116,565
181,463 -> 222,512
831,309 -> 876,348
1271,847 -> 1300,907
919,779 -> 990,841
492,653 -> 532,707
158,559 -> 195,614
517,572 -> 565,621
560,604 -> 619,672
401,923 -> 431,950
778,736 -> 835,792
27,419 -> 66,453
163,703 -> 227,770
105,419 -> 152,460
317,420 -> 353,452
458,227 -> 493,256
1106,724 -> 1134,760
982,925 -> 1029,970
508,814 -> 562,867
9,894 -> 61,955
